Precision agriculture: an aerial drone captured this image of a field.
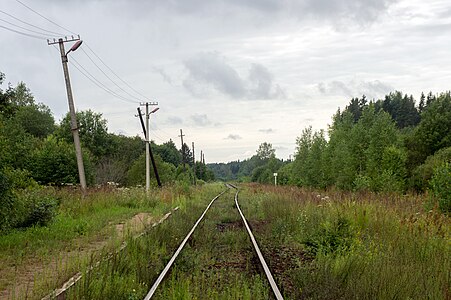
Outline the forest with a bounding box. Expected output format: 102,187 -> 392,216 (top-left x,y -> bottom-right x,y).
0,71 -> 213,232
208,92 -> 450,213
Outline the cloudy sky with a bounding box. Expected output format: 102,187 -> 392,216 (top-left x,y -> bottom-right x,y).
1,0 -> 450,162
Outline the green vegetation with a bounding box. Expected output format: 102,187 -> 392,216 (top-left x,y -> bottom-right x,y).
58,184 -> 449,299
0,71 -> 213,190
0,183 -> 196,298
209,91 -> 451,213
67,184 -> 271,300
1,69 -> 450,299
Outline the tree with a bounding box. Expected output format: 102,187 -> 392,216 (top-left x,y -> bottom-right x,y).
154,139 -> 181,166
126,153 -> 176,186
0,115 -> 39,170
375,91 -> 420,129
13,103 -> 55,138
27,136 -> 94,185
408,92 -> 451,168
256,142 -> 275,160
180,143 -> 193,167
344,95 -> 367,123
57,110 -> 112,159
419,92 -> 425,113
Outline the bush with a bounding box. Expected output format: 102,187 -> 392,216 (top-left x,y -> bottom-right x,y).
303,217 -> 355,256
2,168 -> 38,189
0,170 -> 58,232
411,147 -> 451,192
0,170 -> 16,231
17,190 -> 58,227
353,175 -> 371,192
430,162 -> 450,213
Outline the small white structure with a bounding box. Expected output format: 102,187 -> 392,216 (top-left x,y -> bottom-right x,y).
273,173 -> 278,186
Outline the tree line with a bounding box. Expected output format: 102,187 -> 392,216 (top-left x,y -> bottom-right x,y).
208,91 -> 450,212
0,71 -> 214,231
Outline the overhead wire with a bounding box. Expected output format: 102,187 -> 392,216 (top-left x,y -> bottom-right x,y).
0,24 -> 46,39
153,123 -> 177,141
0,17 -> 59,37
12,0 -> 149,104
50,44 -> 138,105
7,0 -> 159,125
0,9 -> 65,36
70,59 -> 138,104
84,43 -> 152,102
80,47 -> 145,102
15,0 -> 77,35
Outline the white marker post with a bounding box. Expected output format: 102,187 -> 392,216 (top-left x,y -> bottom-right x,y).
273,173 -> 278,186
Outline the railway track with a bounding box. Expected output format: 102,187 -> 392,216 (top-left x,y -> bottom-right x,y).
144,184 -> 284,300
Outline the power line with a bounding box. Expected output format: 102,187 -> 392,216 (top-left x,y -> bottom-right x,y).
80,47 -> 144,102
0,17 -> 59,37
0,9 -> 65,36
50,44 -> 137,104
15,0 -> 77,35
6,1 -> 150,107
0,24 -> 45,39
70,58 -> 138,104
84,43 -> 152,102
48,45 -> 138,104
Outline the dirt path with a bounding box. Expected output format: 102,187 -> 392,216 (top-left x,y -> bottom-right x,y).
0,212 -> 157,300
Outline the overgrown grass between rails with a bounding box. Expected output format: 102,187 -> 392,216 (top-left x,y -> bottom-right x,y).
239,184 -> 450,300
67,184 -> 272,299
0,183 -> 221,298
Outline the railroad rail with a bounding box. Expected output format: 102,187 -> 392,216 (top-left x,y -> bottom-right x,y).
144,184 -> 284,299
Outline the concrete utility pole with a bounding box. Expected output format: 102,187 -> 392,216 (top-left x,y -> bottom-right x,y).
48,36 -> 86,192
137,106 -> 161,189
139,102 -> 159,192
192,142 -> 196,185
179,129 -> 185,170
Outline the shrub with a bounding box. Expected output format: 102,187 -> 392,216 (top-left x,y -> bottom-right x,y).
18,190 -> 58,227
411,147 -> 451,192
303,217 -> 355,256
353,174 -> 371,192
0,170 -> 58,231
0,170 -> 16,231
430,162 -> 450,213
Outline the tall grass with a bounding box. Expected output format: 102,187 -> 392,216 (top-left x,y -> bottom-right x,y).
67,184 -> 271,299
240,184 -> 450,299
0,183 -> 198,299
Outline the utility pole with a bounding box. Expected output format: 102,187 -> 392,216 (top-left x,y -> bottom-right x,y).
192,142 -> 196,185
179,129 -> 185,170
199,150 -> 203,179
48,36 -> 86,192
137,106 -> 161,189
139,102 -> 159,191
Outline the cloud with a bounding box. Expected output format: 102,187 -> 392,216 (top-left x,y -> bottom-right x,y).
248,64 -> 285,99
297,0 -> 397,26
190,113 -> 212,126
224,134 -> 242,140
167,116 -> 183,124
318,79 -> 394,99
259,128 -> 274,134
153,67 -> 173,85
184,52 -> 246,98
183,52 -> 285,100
123,0 -> 396,27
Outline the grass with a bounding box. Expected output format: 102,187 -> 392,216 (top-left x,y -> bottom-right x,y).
0,183 -> 199,299
67,184 -> 271,299
240,184 -> 451,299
2,183 -> 449,299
